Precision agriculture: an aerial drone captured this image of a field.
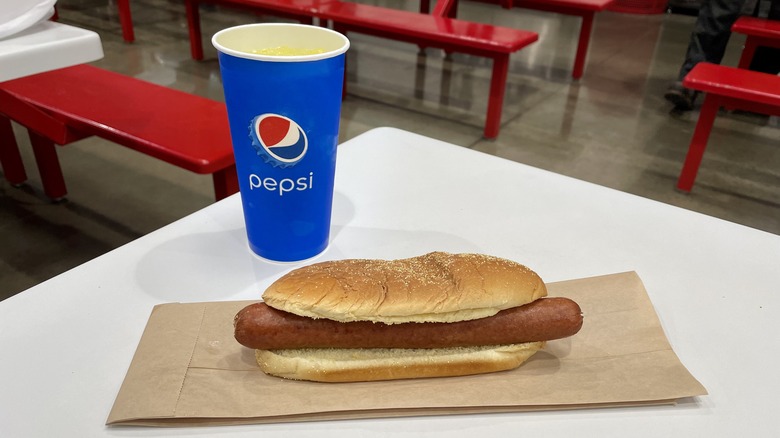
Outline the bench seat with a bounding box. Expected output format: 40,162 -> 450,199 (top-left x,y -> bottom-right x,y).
0,65 -> 238,201
507,0 -> 614,12
731,16 -> 780,69
676,62 -> 780,192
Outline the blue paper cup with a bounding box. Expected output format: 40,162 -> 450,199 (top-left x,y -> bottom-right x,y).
212,23 -> 349,262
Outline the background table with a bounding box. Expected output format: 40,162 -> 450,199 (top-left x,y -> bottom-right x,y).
0,20 -> 103,82
1,127 -> 778,436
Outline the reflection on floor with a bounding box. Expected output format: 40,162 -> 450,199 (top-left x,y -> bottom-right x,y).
2,0 -> 779,301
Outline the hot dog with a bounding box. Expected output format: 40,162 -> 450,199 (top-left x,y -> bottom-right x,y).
234,252 -> 583,382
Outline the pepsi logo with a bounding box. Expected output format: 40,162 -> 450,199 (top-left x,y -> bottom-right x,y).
249,114 -> 308,168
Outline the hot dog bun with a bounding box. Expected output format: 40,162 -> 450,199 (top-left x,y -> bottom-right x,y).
262,252 -> 547,324
255,342 -> 545,383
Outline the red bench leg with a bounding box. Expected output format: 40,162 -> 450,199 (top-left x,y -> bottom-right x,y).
677,94 -> 720,192
186,0 -> 204,61
0,117 -> 28,185
738,37 -> 758,69
212,165 -> 239,201
28,130 -> 67,200
484,55 -> 510,139
117,0 -> 135,43
573,13 -> 594,79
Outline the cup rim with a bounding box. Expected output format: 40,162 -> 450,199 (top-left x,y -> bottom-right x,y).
211,23 -> 350,62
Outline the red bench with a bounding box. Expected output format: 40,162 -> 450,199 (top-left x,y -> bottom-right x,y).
185,0 -> 538,138
676,62 -> 780,192
318,1 -> 538,138
731,16 -> 780,69
0,65 -> 238,201
451,0 -> 615,78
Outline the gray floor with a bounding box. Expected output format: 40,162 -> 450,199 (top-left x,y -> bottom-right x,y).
2,0 -> 779,301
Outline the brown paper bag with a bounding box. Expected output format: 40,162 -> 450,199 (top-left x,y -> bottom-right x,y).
107,271 -> 707,426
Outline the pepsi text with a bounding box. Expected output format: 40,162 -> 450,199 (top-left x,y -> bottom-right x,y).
249,171 -> 314,196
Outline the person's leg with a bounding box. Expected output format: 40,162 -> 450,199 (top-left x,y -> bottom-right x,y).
666,0 -> 747,110
677,0 -> 747,80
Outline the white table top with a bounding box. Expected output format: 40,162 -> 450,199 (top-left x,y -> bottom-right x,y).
0,20 -> 103,82
1,127 -> 778,436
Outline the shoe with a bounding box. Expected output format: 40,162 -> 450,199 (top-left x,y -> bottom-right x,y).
664,82 -> 697,111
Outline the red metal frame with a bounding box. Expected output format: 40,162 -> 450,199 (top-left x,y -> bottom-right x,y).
212,166 -> 239,201
185,0 -> 204,60
0,116 -> 27,186
118,0 -> 135,42
676,94 -> 719,193
431,0 -> 458,17
27,131 -> 67,200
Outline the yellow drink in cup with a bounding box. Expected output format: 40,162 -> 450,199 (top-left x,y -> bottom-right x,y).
251,46 -> 326,56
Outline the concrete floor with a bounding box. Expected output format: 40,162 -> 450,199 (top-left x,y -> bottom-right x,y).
2,0 -> 779,301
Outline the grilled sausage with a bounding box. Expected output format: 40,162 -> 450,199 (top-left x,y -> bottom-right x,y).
234,297 -> 583,350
